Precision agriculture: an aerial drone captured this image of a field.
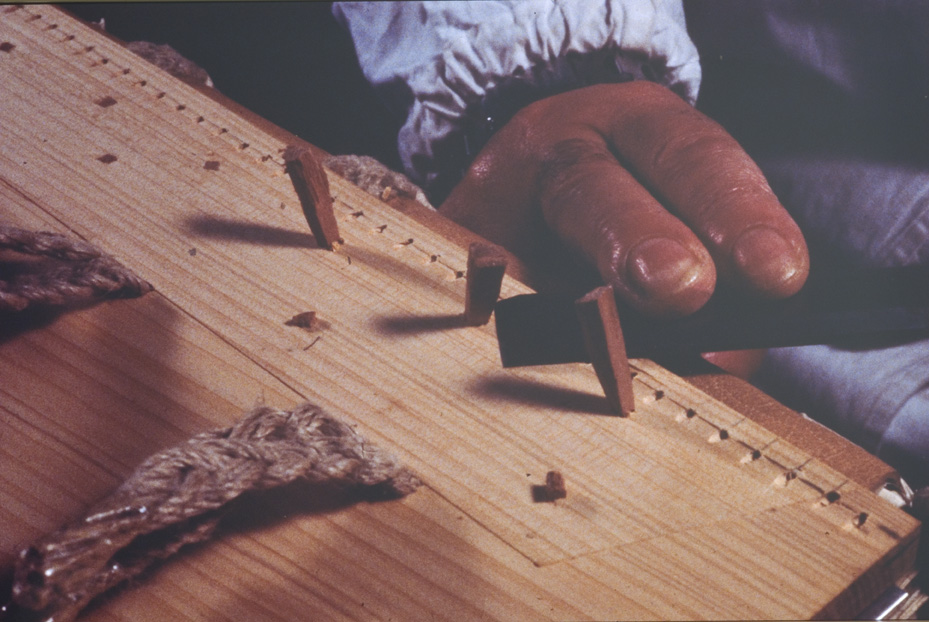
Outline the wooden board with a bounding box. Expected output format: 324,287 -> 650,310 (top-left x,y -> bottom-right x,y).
0,6 -> 920,619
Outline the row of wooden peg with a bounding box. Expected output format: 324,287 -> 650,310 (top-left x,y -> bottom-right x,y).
284,145 -> 634,415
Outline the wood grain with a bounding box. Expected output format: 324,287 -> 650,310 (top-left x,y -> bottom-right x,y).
0,7 -> 919,620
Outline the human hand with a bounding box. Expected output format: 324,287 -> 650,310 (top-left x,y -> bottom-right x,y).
439,82 -> 809,317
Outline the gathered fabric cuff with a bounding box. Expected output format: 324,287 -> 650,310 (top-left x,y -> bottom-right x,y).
333,0 -> 701,198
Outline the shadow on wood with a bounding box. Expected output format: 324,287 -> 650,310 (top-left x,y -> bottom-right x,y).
471,374 -> 614,416
184,214 -> 318,249
373,313 -> 466,335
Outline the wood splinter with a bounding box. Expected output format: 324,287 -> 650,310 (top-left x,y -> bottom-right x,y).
575,286 -> 635,416
284,145 -> 341,250
464,242 -> 508,326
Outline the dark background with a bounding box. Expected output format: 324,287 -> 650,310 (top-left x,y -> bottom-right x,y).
66,2 -> 404,171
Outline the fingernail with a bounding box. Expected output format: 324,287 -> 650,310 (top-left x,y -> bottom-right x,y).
733,226 -> 806,295
626,238 -> 704,298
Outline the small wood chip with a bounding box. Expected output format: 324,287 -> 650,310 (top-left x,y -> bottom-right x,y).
285,311 -> 329,332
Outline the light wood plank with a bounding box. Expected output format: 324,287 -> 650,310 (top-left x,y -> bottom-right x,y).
0,6 -> 919,619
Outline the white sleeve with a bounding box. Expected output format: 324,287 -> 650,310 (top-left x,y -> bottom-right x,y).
332,0 -> 701,192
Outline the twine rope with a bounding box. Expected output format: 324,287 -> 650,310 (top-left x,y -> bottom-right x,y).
11,403 -> 421,622
0,225 -> 152,311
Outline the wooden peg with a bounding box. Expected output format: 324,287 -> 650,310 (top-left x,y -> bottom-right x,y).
575,286 -> 635,415
283,145 -> 341,250
531,470 -> 568,503
464,242 -> 508,326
